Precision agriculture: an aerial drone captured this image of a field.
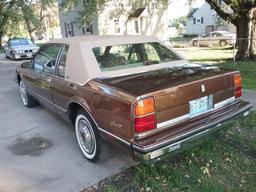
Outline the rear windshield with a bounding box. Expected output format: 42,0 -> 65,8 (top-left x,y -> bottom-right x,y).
92,42 -> 181,72
9,39 -> 33,46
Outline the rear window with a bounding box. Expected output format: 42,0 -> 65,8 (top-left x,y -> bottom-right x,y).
92,42 -> 181,72
9,39 -> 33,46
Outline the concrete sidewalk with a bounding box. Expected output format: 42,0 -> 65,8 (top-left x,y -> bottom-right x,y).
243,89 -> 256,109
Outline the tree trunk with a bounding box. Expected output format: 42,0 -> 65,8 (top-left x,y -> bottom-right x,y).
235,13 -> 251,60
27,28 -> 35,43
23,14 -> 35,43
249,9 -> 256,60
0,32 -> 3,48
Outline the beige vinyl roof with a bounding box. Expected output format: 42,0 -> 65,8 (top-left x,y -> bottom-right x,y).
48,35 -> 186,85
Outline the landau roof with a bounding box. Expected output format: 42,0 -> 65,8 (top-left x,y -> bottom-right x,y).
48,35 -> 185,85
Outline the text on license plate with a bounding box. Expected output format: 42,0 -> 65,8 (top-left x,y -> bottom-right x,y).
189,95 -> 213,117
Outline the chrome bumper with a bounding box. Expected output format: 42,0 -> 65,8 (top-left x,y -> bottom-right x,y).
132,102 -> 252,160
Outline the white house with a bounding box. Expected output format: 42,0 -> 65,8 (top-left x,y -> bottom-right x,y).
186,2 -> 236,35
58,0 -> 170,41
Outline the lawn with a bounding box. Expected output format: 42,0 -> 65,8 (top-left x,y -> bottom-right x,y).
83,111 -> 256,192
175,47 -> 256,90
0,47 -> 4,54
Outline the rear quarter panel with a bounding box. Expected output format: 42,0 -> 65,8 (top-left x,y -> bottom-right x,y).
85,80 -> 136,141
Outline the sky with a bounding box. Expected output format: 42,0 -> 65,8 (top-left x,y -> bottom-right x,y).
167,0 -> 205,19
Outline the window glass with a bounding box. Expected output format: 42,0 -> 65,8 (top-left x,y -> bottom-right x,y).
33,44 -> 62,74
203,33 -> 210,38
212,33 -> 222,37
9,39 -> 33,46
58,46 -> 69,78
92,42 -> 181,72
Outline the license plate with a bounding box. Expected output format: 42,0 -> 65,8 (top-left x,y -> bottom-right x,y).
27,53 -> 32,57
189,95 -> 213,117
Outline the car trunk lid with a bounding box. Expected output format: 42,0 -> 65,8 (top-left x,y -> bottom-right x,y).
99,64 -> 238,138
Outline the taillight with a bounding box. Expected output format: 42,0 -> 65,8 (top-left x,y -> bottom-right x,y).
234,74 -> 242,98
134,97 -> 156,133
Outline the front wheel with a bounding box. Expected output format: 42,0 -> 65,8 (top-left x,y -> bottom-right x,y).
19,80 -> 36,107
192,41 -> 198,47
75,110 -> 101,162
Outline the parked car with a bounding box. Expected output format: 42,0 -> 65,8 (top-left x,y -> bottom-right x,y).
15,36 -> 252,162
191,31 -> 236,47
4,38 -> 39,60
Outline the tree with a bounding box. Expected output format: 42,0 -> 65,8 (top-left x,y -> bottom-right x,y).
0,0 -> 16,47
205,0 -> 256,60
0,0 -> 58,46
16,0 -> 57,42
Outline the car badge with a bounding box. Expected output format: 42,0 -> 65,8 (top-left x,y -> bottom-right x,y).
201,84 -> 206,93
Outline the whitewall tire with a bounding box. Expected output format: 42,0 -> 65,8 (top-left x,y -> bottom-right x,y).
75,110 -> 100,162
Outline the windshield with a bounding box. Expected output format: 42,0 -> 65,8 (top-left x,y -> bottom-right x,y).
92,42 -> 182,72
9,39 -> 33,46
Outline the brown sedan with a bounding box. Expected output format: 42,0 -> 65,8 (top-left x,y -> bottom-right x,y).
16,36 -> 252,162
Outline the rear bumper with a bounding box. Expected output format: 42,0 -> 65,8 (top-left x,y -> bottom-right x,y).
132,101 -> 252,160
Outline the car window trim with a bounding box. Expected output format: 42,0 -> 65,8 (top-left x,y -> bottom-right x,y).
32,43 -> 64,76
55,44 -> 69,79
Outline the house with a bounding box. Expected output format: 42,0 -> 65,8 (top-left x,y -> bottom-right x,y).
185,2 -> 236,35
57,0 -> 170,40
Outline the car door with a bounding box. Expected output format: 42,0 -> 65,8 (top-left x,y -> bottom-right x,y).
199,33 -> 210,47
50,45 -> 75,119
211,32 -> 220,46
28,44 -> 63,111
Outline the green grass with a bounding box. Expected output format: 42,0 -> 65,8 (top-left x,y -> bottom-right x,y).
175,47 -> 256,90
83,112 -> 256,192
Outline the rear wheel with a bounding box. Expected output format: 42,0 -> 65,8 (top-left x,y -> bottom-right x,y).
75,109 -> 101,162
19,80 -> 37,107
219,40 -> 227,47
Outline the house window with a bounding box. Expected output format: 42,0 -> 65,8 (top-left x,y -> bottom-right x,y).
152,2 -> 158,9
64,21 -> 74,37
114,19 -> 120,33
82,22 -> 93,35
134,20 -> 139,33
194,17 -> 204,24
83,0 -> 89,6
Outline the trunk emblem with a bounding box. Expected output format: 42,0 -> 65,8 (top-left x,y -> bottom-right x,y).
201,84 -> 206,93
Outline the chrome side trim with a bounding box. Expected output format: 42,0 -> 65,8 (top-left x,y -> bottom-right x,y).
30,90 -> 67,112
98,127 -> 131,147
157,114 -> 190,129
214,97 -> 235,109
